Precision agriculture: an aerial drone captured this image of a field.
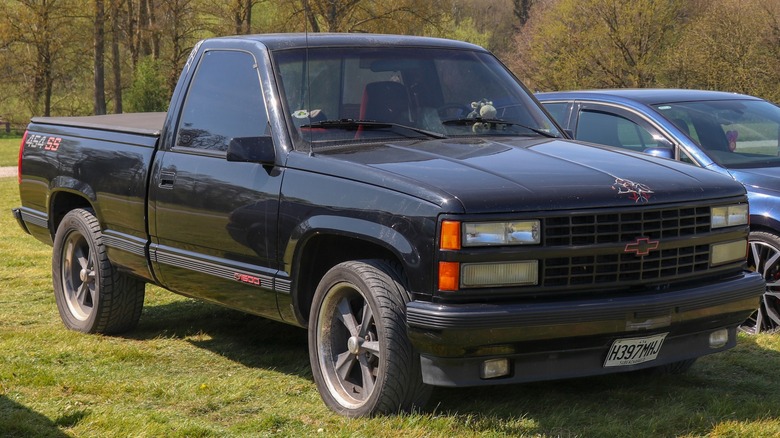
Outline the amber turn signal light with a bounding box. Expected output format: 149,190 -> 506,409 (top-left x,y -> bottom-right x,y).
438,261 -> 459,291
440,220 -> 461,250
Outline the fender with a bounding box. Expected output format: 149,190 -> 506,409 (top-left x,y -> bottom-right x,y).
50,176 -> 97,204
283,214 -> 425,325
747,190 -> 780,234
285,215 -> 418,270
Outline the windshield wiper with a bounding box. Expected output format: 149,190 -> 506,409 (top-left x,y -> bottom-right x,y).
442,117 -> 559,138
302,119 -> 447,140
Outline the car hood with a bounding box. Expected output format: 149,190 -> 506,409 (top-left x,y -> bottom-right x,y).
301,137 -> 746,214
729,167 -> 780,195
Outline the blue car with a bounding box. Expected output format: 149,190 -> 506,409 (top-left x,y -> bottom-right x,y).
537,89 -> 780,333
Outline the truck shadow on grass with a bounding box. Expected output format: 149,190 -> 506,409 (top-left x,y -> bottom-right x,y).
0,396 -> 72,438
130,299 -> 780,436
129,298 -> 311,378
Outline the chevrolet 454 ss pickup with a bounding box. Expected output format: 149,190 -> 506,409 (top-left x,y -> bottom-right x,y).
13,34 -> 764,417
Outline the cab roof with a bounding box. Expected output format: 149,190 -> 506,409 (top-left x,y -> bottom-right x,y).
211,33 -> 486,52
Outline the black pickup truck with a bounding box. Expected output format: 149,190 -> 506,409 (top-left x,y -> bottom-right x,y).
13,34 -> 765,417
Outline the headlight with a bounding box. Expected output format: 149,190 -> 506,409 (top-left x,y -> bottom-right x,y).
463,221 -> 540,247
711,204 -> 748,229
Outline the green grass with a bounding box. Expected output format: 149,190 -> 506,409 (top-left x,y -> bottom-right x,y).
4,176 -> 780,437
0,137 -> 21,167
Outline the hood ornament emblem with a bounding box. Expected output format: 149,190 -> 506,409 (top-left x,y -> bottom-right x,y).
613,177 -> 653,203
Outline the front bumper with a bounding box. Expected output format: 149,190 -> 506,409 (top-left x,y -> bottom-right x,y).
406,271 -> 764,386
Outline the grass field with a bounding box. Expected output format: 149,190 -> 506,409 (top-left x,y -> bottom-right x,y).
0,137 -> 21,167
4,175 -> 780,437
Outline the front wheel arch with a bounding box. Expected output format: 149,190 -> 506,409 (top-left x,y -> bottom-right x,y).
291,233 -> 403,326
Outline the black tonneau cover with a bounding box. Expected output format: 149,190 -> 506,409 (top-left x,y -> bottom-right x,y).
31,112 -> 166,137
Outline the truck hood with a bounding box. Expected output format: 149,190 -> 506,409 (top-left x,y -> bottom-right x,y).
729,167 -> 780,196
308,137 -> 746,213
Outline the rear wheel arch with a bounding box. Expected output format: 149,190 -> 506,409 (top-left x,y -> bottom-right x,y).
49,190 -> 94,238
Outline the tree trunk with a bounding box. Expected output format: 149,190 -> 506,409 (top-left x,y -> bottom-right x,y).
245,0 -> 252,34
138,0 -> 151,57
148,0 -> 160,59
94,0 -> 107,115
111,0 -> 123,113
128,0 -> 138,69
513,0 -> 532,28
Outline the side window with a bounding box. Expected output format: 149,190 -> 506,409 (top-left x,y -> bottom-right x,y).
541,102 -> 570,128
176,50 -> 268,152
576,109 -> 667,153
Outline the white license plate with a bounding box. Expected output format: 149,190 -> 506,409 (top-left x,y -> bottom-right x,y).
604,333 -> 667,367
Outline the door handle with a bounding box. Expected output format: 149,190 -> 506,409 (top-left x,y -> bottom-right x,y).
159,171 -> 176,189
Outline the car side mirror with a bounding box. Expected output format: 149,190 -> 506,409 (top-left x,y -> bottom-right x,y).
642,138 -> 675,160
227,136 -> 276,165
642,147 -> 674,160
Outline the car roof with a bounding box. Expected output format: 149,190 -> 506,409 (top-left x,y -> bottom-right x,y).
211,33 -> 485,52
536,89 -> 764,105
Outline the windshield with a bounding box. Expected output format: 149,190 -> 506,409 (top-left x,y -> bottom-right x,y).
655,99 -> 780,169
271,46 -> 560,145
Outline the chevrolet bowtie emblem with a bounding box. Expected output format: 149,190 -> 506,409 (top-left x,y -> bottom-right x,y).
624,237 -> 659,256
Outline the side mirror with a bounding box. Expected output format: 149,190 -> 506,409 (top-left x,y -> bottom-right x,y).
642,147 -> 674,160
227,136 -> 276,165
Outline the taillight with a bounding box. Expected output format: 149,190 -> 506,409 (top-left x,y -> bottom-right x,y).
18,130 -> 28,185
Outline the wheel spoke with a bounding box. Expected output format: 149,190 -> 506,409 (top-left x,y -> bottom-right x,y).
334,350 -> 356,381
750,243 -> 762,267
763,252 -> 780,275
75,281 -> 88,303
756,305 -> 765,331
358,355 -> 376,397
64,240 -> 74,267
765,304 -> 780,328
358,301 -> 374,338
361,340 -> 380,357
77,255 -> 89,270
336,296 -> 359,336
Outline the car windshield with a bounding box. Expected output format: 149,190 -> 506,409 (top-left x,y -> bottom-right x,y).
655,99 -> 780,169
271,46 -> 560,145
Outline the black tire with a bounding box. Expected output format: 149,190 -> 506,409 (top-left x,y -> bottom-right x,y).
308,260 -> 430,417
52,208 -> 145,334
741,231 -> 780,334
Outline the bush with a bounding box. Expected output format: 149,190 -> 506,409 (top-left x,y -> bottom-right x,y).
125,57 -> 170,113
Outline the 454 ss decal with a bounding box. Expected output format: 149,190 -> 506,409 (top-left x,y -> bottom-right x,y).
24,134 -> 62,152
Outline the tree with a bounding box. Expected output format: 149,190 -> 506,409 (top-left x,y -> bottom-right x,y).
201,0 -> 266,35
2,0 -> 88,117
125,57 -> 168,112
293,0 -> 450,34
511,0 -> 687,91
158,0 -> 204,93
668,0 -> 780,101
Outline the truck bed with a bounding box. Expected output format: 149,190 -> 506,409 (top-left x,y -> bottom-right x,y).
31,112 -> 166,137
